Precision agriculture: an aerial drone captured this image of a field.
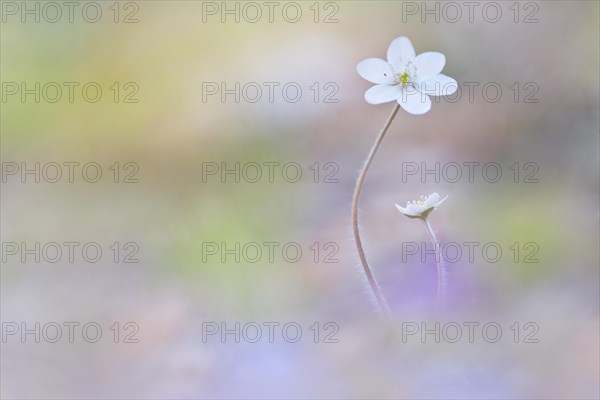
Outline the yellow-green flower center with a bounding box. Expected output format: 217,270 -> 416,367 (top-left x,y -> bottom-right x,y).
399,72 -> 410,86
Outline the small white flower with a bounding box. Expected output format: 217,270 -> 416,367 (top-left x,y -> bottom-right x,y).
357,36 -> 458,115
395,192 -> 448,219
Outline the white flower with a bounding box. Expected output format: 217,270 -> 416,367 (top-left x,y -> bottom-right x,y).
357,36 -> 458,115
395,192 -> 448,219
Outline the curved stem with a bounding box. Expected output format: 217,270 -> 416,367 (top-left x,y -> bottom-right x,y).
352,104 -> 400,321
424,218 -> 445,316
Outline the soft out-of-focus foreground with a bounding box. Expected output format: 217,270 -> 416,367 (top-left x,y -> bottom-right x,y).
1,1 -> 599,399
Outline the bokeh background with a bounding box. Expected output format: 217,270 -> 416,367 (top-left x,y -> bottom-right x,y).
1,1 -> 599,399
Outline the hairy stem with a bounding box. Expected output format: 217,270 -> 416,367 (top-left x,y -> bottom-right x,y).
352,104 -> 400,321
424,218 -> 445,316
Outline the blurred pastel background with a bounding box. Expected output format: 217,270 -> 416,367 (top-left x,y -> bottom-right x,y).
1,1 -> 599,399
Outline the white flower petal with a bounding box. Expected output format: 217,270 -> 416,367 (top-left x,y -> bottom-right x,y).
395,203 -> 419,217
416,52 -> 446,79
398,90 -> 432,115
357,58 -> 396,85
419,74 -> 458,97
387,36 -> 416,70
424,192 -> 440,208
365,84 -> 402,105
405,203 -> 424,216
437,195 -> 449,207
394,203 -> 408,214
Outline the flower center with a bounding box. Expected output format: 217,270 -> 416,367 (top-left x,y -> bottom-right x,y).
399,72 -> 410,86
391,61 -> 417,87
413,195 -> 428,206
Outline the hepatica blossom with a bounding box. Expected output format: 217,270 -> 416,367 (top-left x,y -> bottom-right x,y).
357,36 -> 458,114
395,192 -> 448,219
395,192 -> 449,314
